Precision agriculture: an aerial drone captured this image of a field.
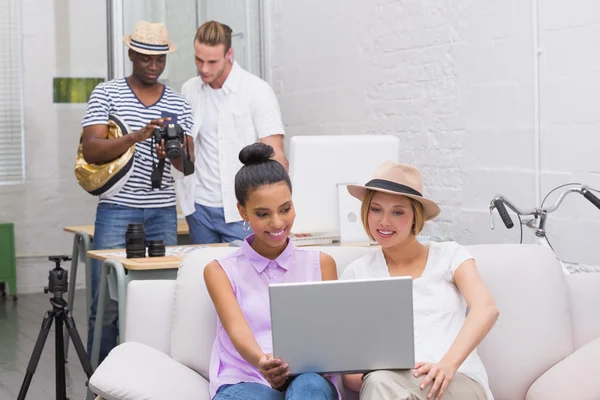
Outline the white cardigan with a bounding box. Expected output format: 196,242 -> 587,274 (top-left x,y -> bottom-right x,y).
172,62 -> 285,222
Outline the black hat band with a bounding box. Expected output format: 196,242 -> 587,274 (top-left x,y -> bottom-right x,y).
364,179 -> 423,197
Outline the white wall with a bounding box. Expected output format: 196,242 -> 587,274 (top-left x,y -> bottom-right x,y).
122,0 -> 198,92
269,0 -> 600,271
0,0 -> 105,293
200,0 -> 263,77
538,0 -> 600,270
122,0 -> 262,92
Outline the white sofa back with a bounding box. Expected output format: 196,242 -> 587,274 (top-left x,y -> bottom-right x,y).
170,247 -> 237,380
469,245 -> 572,400
168,245 -> 377,380
139,244 -> 575,400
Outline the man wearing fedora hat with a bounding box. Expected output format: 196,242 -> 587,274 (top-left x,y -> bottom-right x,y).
172,20 -> 288,245
81,20 -> 194,364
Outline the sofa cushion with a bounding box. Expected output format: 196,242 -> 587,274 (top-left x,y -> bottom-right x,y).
170,246 -> 237,380
313,246 -> 375,277
124,280 -> 177,354
89,341 -> 210,400
467,244 -> 573,400
526,336 -> 600,400
565,272 -> 600,350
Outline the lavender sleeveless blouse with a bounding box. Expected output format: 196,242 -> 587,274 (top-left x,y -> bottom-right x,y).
208,235 -> 337,398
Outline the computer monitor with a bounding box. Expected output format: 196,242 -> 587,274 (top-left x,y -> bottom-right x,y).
288,135 -> 401,235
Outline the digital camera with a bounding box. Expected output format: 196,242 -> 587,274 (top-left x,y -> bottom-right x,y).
151,122 -> 194,189
154,123 -> 185,159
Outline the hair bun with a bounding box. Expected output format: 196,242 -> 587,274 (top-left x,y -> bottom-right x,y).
238,143 -> 274,166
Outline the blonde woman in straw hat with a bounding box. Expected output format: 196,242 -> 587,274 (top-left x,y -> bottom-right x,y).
81,21 -> 194,364
340,162 -> 499,400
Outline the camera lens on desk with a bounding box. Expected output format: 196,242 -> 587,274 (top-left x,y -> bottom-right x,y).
148,240 -> 166,257
125,223 -> 146,258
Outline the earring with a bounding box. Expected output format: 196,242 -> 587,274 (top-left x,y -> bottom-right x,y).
243,221 -> 250,231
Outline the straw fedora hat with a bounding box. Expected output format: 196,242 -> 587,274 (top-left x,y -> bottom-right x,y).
123,21 -> 176,55
347,161 -> 441,221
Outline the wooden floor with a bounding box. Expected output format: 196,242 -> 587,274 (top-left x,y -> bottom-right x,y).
0,289 -> 89,400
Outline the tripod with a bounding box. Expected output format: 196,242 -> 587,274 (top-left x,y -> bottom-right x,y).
18,256 -> 94,400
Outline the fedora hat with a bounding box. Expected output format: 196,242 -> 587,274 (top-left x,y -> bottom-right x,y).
347,161 -> 441,221
123,21 -> 176,55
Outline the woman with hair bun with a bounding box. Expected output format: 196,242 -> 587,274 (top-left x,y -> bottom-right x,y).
204,143 -> 340,400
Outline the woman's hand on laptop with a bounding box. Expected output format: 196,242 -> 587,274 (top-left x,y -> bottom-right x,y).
258,353 -> 291,389
412,361 -> 458,400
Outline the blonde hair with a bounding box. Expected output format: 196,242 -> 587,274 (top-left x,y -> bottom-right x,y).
194,21 -> 232,53
360,190 -> 425,240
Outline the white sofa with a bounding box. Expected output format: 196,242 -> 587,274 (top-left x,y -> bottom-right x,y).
89,244 -> 600,400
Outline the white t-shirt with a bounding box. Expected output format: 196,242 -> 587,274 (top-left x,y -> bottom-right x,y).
175,62 -> 286,222
340,241 -> 494,400
195,86 -> 226,206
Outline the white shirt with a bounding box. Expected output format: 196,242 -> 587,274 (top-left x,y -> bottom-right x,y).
340,241 -> 494,400
195,86 -> 225,206
173,62 -> 285,222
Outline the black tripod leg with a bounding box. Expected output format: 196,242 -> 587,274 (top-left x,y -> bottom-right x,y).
64,313 -> 94,378
55,313 -> 67,400
17,311 -> 54,400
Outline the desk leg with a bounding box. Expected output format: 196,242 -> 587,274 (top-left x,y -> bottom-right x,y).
78,233 -> 93,320
105,259 -> 128,344
65,233 -> 80,360
64,231 -> 92,360
89,259 -> 127,370
90,261 -> 110,371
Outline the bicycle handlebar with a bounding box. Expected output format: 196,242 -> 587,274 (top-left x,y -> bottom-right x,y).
544,187 -> 586,213
583,188 -> 600,210
492,199 -> 514,229
490,185 -> 600,229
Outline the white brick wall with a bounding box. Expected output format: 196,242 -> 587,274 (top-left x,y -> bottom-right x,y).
270,0 -> 600,271
538,1 -> 600,271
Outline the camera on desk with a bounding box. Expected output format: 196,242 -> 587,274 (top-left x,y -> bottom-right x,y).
154,123 -> 186,160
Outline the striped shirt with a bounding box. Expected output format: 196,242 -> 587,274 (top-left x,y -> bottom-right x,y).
82,78 -> 193,208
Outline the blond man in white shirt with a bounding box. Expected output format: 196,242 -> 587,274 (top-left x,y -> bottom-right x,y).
174,21 -> 288,244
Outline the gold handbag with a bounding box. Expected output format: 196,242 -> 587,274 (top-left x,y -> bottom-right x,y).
74,115 -> 135,196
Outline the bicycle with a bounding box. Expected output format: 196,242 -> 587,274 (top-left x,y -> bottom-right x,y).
488,183 -> 600,275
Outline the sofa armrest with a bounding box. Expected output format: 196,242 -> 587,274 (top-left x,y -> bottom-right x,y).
566,272 -> 600,349
89,342 -> 210,400
124,280 -> 176,354
525,336 -> 600,400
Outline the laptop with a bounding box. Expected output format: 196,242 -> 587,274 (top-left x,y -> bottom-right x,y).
269,277 -> 414,375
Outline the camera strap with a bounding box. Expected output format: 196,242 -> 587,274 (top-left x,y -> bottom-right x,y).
150,133 -> 165,189
183,135 -> 195,176
151,158 -> 166,189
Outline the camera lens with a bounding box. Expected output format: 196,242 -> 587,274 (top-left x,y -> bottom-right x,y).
125,223 -> 146,258
147,240 -> 166,257
165,140 -> 182,159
